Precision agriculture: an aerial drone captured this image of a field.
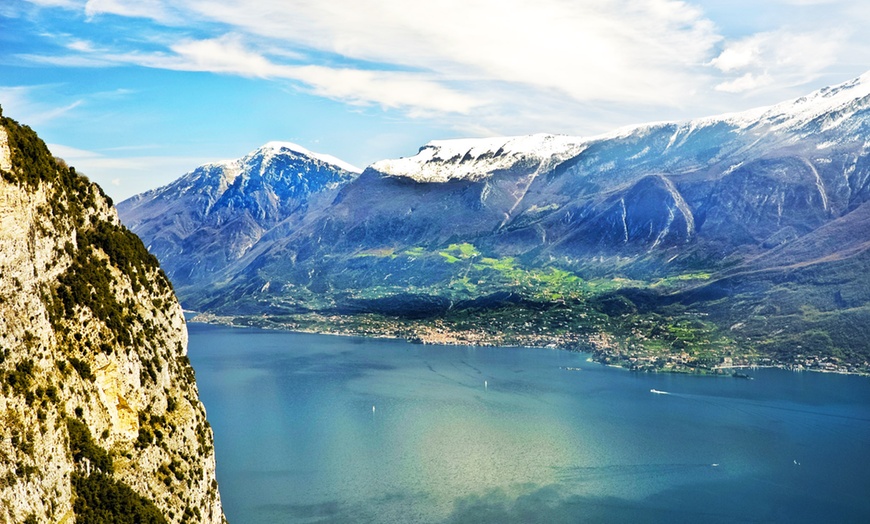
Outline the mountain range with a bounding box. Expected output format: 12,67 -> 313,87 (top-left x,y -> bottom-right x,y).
119,72 -> 870,372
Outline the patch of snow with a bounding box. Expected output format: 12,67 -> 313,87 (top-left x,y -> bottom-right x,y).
366,71 -> 866,184
724,162 -> 744,175
258,141 -> 361,174
815,140 -> 838,150
744,71 -> 870,132
801,158 -> 829,211
628,146 -> 651,161
191,160 -> 242,193
596,160 -> 617,172
685,106 -> 770,130
650,204 -> 676,250
619,198 -> 629,243
371,134 -> 589,183
624,71 -> 870,137
599,121 -> 674,142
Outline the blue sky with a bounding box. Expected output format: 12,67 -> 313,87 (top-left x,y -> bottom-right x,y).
2,0 -> 869,201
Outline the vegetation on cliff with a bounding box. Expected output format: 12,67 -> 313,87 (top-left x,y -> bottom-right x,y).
0,106 -> 224,522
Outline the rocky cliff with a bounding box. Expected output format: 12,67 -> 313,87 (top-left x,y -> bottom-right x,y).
0,109 -> 224,522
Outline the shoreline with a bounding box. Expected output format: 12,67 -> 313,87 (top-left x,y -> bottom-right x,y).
187,312 -> 870,378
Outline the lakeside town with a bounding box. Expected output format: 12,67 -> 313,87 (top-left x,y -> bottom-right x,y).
191,311 -> 870,377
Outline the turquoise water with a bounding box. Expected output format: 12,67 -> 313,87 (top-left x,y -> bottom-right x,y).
187,323 -> 870,523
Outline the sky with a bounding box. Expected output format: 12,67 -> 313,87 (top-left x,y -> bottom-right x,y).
2,0 -> 869,201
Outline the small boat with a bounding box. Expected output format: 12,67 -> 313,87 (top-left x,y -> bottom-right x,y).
650,389 -> 668,395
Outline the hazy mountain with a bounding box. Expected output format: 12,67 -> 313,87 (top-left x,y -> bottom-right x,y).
124,72 -> 870,367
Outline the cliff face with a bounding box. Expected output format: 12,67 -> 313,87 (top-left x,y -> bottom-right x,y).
0,111 -> 224,522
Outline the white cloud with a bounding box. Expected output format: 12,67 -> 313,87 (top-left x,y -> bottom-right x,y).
714,72 -> 773,93
17,53 -> 116,67
179,0 -> 720,107
288,66 -> 481,115
26,0 -> 727,119
14,0 -> 870,135
163,36 -> 482,113
67,39 -> 96,52
169,34 -> 275,77
0,86 -> 83,125
23,34 -> 483,115
46,143 -> 101,159
711,29 -> 845,93
25,0 -> 84,7
710,42 -> 760,73
84,0 -> 173,22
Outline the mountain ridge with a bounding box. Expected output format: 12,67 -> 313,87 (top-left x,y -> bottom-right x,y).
118,142 -> 360,289
121,71 -> 870,373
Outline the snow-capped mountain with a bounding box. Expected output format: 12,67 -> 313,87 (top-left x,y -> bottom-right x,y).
719,70 -> 870,133
372,69 -> 870,188
117,142 -> 359,288
340,72 -> 869,257
371,134 -> 589,183
123,72 -> 870,364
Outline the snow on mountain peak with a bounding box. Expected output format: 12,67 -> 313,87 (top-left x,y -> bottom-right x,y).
168,159 -> 242,196
255,141 -> 361,174
368,71 -> 870,185
146,141 -> 360,200
701,70 -> 870,132
371,133 -> 589,183
764,71 -> 870,130
596,71 -> 870,145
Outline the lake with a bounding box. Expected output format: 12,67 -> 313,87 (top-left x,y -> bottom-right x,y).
187,323 -> 870,523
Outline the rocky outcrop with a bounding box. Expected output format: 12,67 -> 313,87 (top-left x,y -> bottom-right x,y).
0,109 -> 224,523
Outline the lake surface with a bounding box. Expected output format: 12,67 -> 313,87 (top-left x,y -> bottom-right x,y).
187,323 -> 870,523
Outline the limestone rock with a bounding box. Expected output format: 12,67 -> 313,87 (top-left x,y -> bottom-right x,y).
0,110 -> 224,523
